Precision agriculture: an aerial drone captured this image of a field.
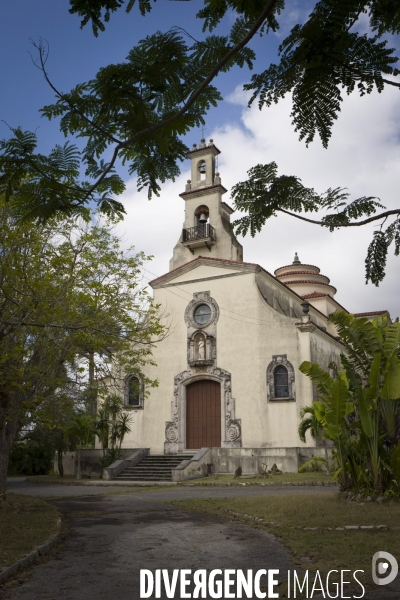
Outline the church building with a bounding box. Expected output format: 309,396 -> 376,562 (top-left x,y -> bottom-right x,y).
116,139 -> 388,479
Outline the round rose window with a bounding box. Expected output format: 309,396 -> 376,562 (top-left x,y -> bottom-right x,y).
193,303 -> 212,325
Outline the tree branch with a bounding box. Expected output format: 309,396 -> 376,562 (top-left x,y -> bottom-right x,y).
277,207 -> 400,227
34,40 -> 122,146
66,0 -> 280,204
301,32 -> 400,89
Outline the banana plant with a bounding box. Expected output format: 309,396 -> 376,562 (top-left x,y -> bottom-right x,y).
300,363 -> 354,489
299,312 -> 400,495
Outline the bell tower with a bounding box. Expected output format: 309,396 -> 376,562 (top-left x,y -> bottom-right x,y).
169,139 -> 243,271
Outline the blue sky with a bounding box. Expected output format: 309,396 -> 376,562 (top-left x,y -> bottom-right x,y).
0,0 -> 281,152
1,1 -> 400,317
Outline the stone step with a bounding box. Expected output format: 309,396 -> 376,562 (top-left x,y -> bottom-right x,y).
133,460 -> 191,465
122,466 -> 180,471
141,455 -> 194,460
116,453 -> 196,482
116,475 -> 172,480
121,469 -> 176,474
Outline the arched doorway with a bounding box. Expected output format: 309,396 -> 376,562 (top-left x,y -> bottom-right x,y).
186,380 -> 221,448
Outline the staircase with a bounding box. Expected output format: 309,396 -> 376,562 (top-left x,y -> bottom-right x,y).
115,452 -> 196,481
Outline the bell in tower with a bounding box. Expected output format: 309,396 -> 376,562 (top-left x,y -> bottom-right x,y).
197,210 -> 208,224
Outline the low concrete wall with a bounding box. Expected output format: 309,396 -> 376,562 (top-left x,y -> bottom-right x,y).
54,448 -> 141,478
208,448 -> 299,475
171,448 -> 212,482
212,447 -> 329,475
54,452 -> 75,476
103,448 -> 149,480
56,446 -> 331,480
171,446 -> 329,481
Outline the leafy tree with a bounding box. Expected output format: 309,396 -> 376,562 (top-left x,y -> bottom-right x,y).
300,311 -> 400,495
1,1 -> 399,284
26,393 -> 80,477
0,201 -> 165,498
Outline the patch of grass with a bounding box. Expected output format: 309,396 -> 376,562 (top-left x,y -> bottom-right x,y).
25,475 -> 92,485
185,472 -> 334,485
103,486 -> 174,494
172,493 -> 400,592
0,494 -> 59,568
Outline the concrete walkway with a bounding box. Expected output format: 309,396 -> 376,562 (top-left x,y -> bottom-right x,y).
4,485 -> 299,600
3,480 -> 399,599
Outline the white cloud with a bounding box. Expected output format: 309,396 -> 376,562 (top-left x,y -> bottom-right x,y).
118,85 -> 400,318
273,0 -> 313,38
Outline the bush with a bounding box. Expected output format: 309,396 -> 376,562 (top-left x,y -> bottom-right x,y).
8,440 -> 54,476
99,448 -> 122,470
298,457 -> 326,473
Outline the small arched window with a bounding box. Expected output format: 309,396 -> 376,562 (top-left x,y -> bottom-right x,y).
274,365 -> 289,398
198,160 -> 206,181
266,355 -> 295,402
127,376 -> 141,407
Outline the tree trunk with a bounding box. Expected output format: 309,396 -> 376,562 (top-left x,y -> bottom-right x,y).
88,351 -> 97,417
57,448 -> 64,477
0,415 -> 19,501
76,449 -> 81,479
0,438 -> 11,502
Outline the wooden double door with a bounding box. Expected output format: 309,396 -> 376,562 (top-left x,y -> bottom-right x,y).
186,380 -> 221,449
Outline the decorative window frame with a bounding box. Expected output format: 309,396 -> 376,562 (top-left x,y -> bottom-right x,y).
184,291 -> 219,329
266,355 -> 296,402
124,374 -> 145,409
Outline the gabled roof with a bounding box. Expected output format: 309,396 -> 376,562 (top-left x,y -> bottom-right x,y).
149,256 -> 258,287
149,256 -> 331,322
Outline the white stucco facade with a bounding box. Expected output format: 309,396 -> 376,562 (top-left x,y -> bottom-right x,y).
118,140 -> 388,473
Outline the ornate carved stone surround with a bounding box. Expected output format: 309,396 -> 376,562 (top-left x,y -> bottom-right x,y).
165,291 -> 242,453
266,354 -> 296,402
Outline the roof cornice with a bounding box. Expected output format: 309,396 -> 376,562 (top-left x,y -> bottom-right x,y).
179,183 -> 227,199
150,257 -> 258,288
187,144 -> 221,158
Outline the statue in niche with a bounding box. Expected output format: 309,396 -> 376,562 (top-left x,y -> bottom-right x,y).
198,337 -> 205,360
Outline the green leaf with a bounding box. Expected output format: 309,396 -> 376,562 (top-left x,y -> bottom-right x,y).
299,361 -> 333,396
358,388 -> 374,438
366,353 -> 382,404
382,355 -> 400,399
381,323 -> 400,399
324,376 -> 353,439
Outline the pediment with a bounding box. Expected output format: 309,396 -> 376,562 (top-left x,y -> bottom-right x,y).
149,257 -> 257,288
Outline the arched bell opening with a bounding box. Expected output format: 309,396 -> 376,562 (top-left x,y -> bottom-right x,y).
194,204 -> 209,236
198,159 -> 207,182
